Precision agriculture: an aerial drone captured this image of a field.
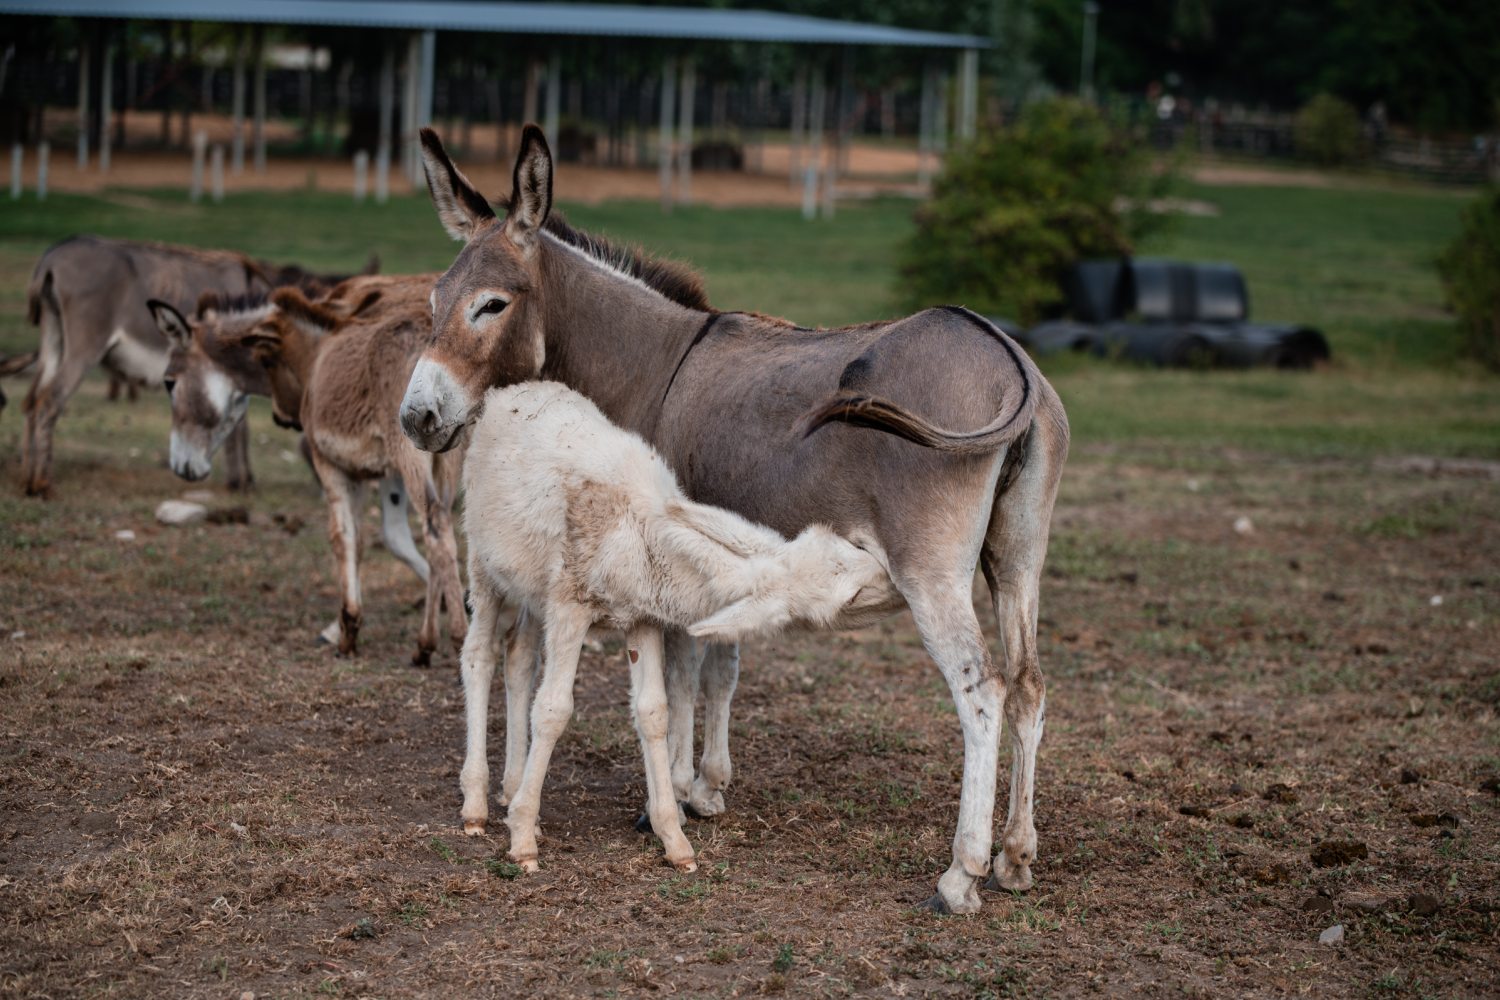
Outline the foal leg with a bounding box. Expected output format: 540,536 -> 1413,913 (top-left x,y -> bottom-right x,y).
663,629 -> 704,803
505,602 -> 591,872
224,413 -> 254,492
314,460 -> 366,653
21,327 -> 94,498
459,578 -> 504,834
906,579 -> 1004,915
627,625 -> 696,871
377,474 -> 430,584
499,607 -> 542,807
687,640 -> 739,818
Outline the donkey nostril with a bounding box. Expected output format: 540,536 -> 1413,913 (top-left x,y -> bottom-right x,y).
420,409 -> 440,436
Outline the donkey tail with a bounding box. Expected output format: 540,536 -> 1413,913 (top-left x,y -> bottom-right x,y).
25,260 -> 52,326
797,307 -> 1037,455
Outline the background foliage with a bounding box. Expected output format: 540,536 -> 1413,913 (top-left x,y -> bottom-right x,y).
898,97 -> 1168,324
1439,187 -> 1500,370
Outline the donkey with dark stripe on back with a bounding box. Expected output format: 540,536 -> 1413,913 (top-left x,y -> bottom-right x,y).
17,235 -> 372,498
151,274 -> 467,667
401,125 -> 1069,914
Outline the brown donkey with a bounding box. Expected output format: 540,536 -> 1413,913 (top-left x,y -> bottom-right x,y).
18,235 -> 371,497
150,275 -> 467,666
400,126 -> 1070,914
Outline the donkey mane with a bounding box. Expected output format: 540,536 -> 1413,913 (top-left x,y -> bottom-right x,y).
541,211 -> 711,312
196,290 -> 270,318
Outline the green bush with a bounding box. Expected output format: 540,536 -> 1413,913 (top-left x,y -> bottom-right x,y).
1439,186 -> 1500,370
1294,94 -> 1363,167
899,98 -> 1167,325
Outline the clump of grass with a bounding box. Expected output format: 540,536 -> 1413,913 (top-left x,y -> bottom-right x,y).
426,836 -> 458,863
485,858 -> 524,880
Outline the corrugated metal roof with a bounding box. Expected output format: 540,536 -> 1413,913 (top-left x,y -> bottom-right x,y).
0,0 -> 989,48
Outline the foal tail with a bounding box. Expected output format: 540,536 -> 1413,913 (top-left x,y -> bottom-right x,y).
798,306 -> 1037,456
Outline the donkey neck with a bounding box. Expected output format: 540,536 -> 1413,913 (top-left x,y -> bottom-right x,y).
537,233 -> 710,438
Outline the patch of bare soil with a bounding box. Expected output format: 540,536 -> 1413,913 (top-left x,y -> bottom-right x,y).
1,401 -> 1497,997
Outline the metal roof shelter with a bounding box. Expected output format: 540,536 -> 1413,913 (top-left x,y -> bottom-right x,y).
2,1 -> 986,212
0,0 -> 989,48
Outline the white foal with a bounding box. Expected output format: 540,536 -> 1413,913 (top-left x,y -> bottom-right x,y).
459,381 -> 892,873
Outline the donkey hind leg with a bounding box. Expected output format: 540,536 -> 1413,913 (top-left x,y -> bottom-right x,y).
316,465 -> 366,653
907,579 -> 1004,915
378,474 -> 430,584
663,629 -> 704,804
687,640 -> 739,817
459,579 -> 505,834
21,302 -> 95,498
224,413 -> 254,491
500,607 -> 542,807
983,424 -> 1066,894
505,602 -> 592,871
627,624 -> 697,871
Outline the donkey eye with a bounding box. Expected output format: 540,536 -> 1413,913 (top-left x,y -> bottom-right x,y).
163,378 -> 176,395
477,298 -> 507,317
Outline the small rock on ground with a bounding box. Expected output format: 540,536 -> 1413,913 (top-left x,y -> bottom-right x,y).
155,500 -> 208,526
1318,924 -> 1344,945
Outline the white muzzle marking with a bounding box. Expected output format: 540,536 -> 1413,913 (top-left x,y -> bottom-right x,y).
400,357 -> 472,452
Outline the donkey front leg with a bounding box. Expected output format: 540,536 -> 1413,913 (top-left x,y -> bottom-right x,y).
505,602 -> 591,871
627,624 -> 696,871
688,640 -> 739,817
907,581 -> 1004,915
663,630 -> 704,805
315,464 -> 366,653
459,579 -> 504,834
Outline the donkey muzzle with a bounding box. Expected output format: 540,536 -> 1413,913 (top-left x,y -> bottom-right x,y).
400,357 -> 469,452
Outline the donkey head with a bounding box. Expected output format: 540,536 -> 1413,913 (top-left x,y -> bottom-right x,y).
151,297 -> 271,481
400,125 -> 553,453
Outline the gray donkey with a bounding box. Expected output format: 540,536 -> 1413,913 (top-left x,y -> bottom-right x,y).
18,235 -> 370,497
401,126 -> 1069,915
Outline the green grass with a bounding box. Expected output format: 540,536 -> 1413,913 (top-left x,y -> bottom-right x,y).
1,173 -> 1494,460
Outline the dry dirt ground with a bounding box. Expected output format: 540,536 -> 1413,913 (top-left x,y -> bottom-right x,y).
0,382 -> 1497,998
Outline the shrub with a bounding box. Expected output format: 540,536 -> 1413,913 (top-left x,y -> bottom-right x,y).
1439,186 -> 1500,370
1294,93 -> 1363,167
899,98 -> 1167,325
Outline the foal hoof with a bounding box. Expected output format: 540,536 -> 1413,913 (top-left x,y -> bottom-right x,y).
634,813 -> 652,834
671,857 -> 698,874
987,863 -> 1034,893
917,894 -> 952,915
462,819 -> 486,837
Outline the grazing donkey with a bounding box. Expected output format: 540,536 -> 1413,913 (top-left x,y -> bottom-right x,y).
19,235 -> 369,497
460,381 -> 895,872
401,126 -> 1069,914
150,275 -> 467,666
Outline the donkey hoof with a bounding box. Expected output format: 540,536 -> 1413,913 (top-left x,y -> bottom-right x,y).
634,813 -> 653,834
987,864 -> 1033,893
917,894 -> 952,915
462,818 -> 486,837
686,785 -> 726,818
411,647 -> 433,668
671,857 -> 698,873
509,856 -> 539,874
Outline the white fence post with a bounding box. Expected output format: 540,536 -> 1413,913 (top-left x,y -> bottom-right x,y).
210,144 -> 225,202
374,147 -> 390,204
36,142 -> 49,200
353,150 -> 369,202
190,130 -> 207,202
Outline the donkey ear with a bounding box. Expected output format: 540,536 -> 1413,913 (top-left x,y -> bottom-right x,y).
147,299 -> 193,349
688,594 -> 793,643
506,123 -> 553,248
419,127 -> 496,242
348,289 -> 383,318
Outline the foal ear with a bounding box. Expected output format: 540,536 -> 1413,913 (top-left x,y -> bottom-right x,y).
271,286 -> 340,336
688,594 -> 793,643
419,127 -> 496,243
147,299 -> 193,350
505,123 -> 553,249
